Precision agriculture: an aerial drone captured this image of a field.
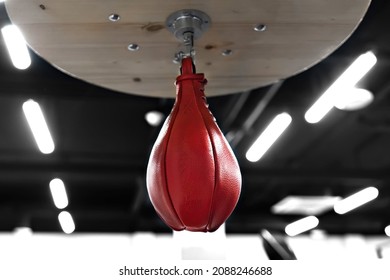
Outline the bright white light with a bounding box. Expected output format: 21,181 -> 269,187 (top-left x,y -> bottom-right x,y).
49,178 -> 69,209
145,110 -> 164,127
385,225 -> 390,237
271,195 -> 342,215
285,216 -> 319,237
334,186 -> 379,215
246,112 -> 292,162
173,224 -> 227,260
14,227 -> 33,238
310,229 -> 327,240
305,51 -> 377,123
1,24 -> 31,70
22,99 -> 55,154
58,211 -> 75,234
334,88 -> 374,111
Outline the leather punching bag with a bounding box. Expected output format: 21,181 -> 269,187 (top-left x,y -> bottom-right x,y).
146,57 -> 241,232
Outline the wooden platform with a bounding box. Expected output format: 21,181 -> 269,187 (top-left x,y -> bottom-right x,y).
5,0 -> 371,97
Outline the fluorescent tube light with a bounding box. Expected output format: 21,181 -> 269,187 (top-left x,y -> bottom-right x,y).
22,99 -> 55,154
271,195 -> 342,215
305,51 -> 377,123
246,112 -> 292,162
49,178 -> 69,209
58,211 -> 75,234
285,216 -> 319,237
385,225 -> 390,237
334,186 -> 379,215
334,88 -> 374,111
1,24 -> 31,70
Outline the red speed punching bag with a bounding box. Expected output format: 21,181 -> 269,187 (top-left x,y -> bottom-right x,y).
146,57 -> 241,232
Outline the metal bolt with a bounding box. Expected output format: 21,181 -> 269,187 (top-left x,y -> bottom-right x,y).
127,43 -> 140,51
254,24 -> 267,32
222,49 -> 233,56
108,14 -> 120,22
172,51 -> 184,64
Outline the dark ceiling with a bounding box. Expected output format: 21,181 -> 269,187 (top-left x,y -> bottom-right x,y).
1,0 -> 390,235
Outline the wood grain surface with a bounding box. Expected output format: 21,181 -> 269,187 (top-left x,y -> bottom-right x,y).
5,0 -> 371,97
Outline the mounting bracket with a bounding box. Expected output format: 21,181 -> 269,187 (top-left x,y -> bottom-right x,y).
166,9 -> 211,59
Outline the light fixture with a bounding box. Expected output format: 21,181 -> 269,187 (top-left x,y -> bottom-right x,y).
246,112 -> 292,162
14,227 -> 33,238
334,186 -> 379,215
1,24 -> 31,70
49,178 -> 69,209
22,99 -> 55,154
310,229 -> 327,240
145,110 -> 164,127
305,51 -> 377,123
271,195 -> 342,215
58,211 -> 75,234
285,216 -> 319,237
334,87 -> 374,111
385,225 -> 390,237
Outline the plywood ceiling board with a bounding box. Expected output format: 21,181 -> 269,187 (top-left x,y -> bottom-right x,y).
6,0 -> 371,97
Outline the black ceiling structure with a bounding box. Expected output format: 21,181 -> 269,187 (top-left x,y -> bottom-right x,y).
1,0 -> 390,235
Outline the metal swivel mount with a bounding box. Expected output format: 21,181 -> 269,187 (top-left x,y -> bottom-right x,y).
166,9 -> 211,61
